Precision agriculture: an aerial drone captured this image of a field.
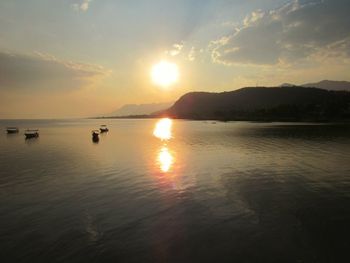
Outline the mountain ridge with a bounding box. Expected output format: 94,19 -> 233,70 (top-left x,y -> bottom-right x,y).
279,80 -> 350,91
102,80 -> 350,121
158,86 -> 350,121
107,102 -> 173,117
301,80 -> 350,91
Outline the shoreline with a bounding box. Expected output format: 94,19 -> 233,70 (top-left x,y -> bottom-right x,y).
92,115 -> 350,124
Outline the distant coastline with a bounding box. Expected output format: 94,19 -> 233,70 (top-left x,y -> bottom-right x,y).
93,116 -> 350,123
93,115 -> 154,120
95,85 -> 350,123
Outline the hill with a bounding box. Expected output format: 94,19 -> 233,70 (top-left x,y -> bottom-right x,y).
108,102 -> 173,117
302,80 -> 350,91
159,86 -> 350,121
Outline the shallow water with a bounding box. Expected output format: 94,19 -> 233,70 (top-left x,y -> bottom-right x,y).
0,119 -> 349,262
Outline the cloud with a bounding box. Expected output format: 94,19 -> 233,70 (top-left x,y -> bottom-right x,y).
211,0 -> 350,65
166,43 -> 184,56
0,51 -> 108,92
164,42 -> 206,62
188,47 -> 196,61
72,0 -> 93,12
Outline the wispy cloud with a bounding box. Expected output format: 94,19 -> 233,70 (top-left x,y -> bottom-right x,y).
0,51 -> 108,92
187,47 -> 196,61
164,42 -> 205,62
72,0 -> 93,12
165,43 -> 184,57
211,0 -> 350,66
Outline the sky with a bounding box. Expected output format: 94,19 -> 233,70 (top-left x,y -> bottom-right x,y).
0,0 -> 350,118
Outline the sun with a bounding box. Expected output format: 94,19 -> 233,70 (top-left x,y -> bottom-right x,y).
151,60 -> 179,87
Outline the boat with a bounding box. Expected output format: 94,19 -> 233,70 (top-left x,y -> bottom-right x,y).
24,129 -> 39,139
6,127 -> 19,134
100,125 -> 109,133
92,130 -> 100,142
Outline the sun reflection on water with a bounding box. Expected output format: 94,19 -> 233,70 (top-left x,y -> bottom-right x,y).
158,147 -> 173,172
154,118 -> 174,173
153,118 -> 172,141
153,118 -> 192,192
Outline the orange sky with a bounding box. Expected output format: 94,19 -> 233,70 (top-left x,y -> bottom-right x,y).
1,0 -> 350,118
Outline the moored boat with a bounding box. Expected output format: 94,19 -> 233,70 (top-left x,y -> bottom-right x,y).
6,127 -> 19,134
92,130 -> 100,142
100,125 -> 109,133
25,129 -> 39,139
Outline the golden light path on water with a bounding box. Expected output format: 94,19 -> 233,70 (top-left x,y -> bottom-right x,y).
153,118 -> 174,172
153,118 -> 172,141
158,147 -> 173,173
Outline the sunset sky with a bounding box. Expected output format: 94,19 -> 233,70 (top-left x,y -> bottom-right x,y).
1,0 -> 350,118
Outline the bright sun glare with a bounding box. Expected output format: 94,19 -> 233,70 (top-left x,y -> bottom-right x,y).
153,118 -> 172,141
154,118 -> 174,172
151,61 -> 179,87
158,147 -> 173,172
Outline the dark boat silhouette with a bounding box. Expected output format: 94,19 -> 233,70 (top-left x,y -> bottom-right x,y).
92,130 -> 100,142
100,125 -> 109,133
6,127 -> 19,134
24,129 -> 39,139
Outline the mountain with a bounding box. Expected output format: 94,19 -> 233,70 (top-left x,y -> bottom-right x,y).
160,86 -> 350,121
108,102 -> 173,117
302,80 -> 350,91
280,83 -> 297,87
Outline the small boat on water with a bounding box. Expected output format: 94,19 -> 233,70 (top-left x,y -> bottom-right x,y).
25,129 -> 39,139
92,130 -> 100,142
100,125 -> 109,133
6,127 -> 19,134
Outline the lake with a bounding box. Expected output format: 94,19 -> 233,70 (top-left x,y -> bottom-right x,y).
1,119 -> 349,262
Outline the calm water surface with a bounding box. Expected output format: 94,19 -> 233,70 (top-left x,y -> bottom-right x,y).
0,119 -> 349,262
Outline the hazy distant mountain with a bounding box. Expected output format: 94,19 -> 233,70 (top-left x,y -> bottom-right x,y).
279,83 -> 297,87
279,80 -> 350,91
109,102 -> 173,116
159,86 -> 350,121
301,80 -> 350,91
